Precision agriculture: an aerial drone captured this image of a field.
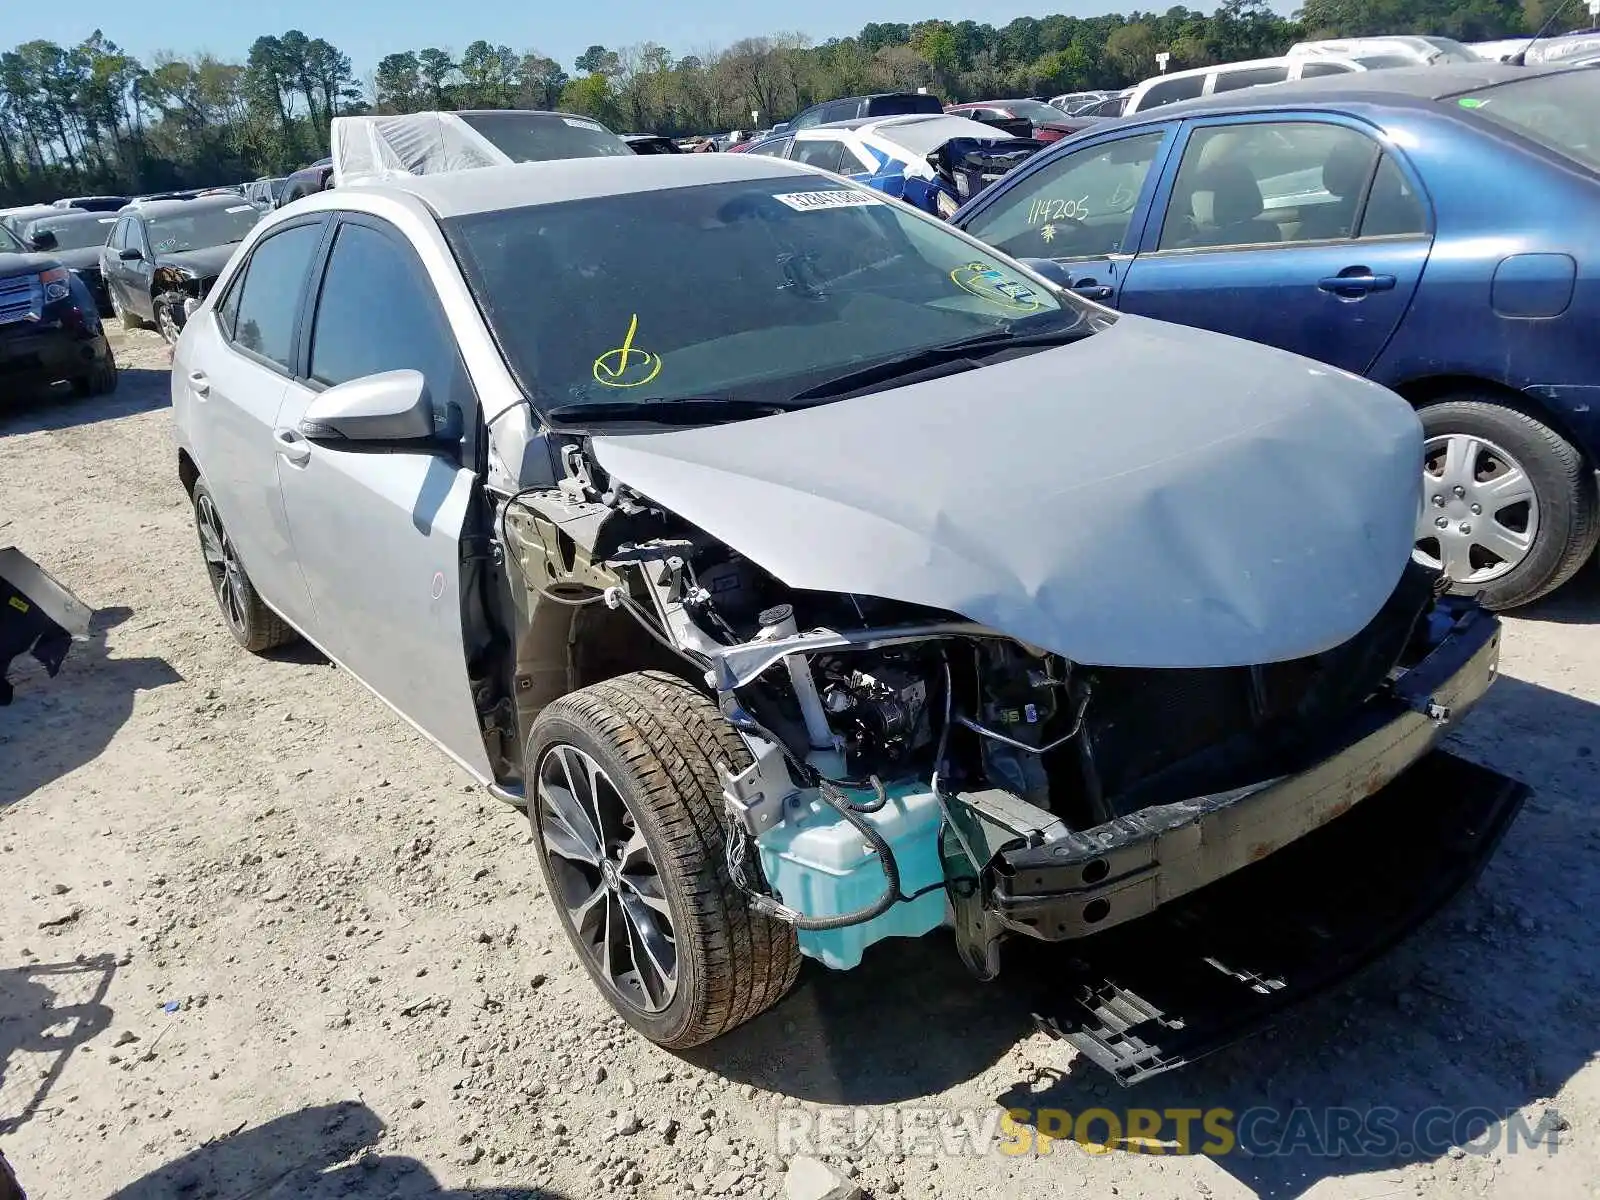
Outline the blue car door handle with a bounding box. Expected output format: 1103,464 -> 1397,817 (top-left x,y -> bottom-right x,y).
1071,281 -> 1114,301
1318,271 -> 1397,297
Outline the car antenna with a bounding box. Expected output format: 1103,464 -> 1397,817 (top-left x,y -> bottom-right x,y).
1506,0 -> 1576,64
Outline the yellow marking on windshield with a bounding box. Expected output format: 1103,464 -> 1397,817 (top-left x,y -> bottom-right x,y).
592,313 -> 663,388
950,261 -> 1045,312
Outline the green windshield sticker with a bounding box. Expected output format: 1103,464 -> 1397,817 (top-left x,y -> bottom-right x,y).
1458,97 -> 1486,108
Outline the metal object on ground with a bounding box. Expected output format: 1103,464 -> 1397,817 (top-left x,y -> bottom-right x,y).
0,547 -> 93,705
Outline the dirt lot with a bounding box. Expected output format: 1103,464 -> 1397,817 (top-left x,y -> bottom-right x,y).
2,329 -> 1599,1200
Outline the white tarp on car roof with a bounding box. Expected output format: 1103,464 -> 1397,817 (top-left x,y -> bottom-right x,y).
331,112 -> 511,186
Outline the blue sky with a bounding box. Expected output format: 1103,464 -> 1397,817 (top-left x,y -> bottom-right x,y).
7,0 -> 1258,77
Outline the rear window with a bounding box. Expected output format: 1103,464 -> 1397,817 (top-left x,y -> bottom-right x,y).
864,94 -> 945,118
1213,66 -> 1291,92
1138,75 -> 1206,110
1451,72 -> 1600,172
455,112 -> 632,162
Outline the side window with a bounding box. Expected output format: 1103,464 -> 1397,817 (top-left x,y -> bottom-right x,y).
229,222 -> 324,371
214,271 -> 244,340
1359,154 -> 1427,237
1159,122 -> 1381,251
962,130 -> 1167,261
1136,75 -> 1206,111
1299,60 -> 1355,78
308,222 -> 466,418
791,138 -> 848,173
126,219 -> 148,254
748,137 -> 793,158
1211,66 -> 1290,93
107,218 -> 126,251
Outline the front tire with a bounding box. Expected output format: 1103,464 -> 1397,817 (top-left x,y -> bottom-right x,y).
1414,398 -> 1599,609
527,671 -> 800,1049
191,480 -> 296,653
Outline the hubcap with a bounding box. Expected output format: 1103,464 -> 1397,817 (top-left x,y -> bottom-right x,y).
534,744 -> 677,1014
196,494 -> 248,636
157,305 -> 180,345
1413,433 -> 1539,585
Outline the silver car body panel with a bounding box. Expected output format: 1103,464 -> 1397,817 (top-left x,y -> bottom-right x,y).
591,315 -> 1424,670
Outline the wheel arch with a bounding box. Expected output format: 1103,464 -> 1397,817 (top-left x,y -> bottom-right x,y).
177,447 -> 200,498
1393,374 -> 1596,470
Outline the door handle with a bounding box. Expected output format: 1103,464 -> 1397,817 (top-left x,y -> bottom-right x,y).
273,426 -> 311,467
187,370 -> 209,397
1071,281 -> 1114,301
1317,271 -> 1397,297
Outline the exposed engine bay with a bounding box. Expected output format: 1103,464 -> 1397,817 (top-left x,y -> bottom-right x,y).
489,436 -> 1504,980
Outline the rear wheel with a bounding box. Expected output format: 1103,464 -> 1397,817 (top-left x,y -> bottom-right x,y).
108,283 -> 145,330
527,671 -> 800,1049
1413,398 -> 1599,609
191,480 -> 296,653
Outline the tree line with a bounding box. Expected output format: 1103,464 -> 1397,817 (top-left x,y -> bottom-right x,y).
0,0 -> 1576,205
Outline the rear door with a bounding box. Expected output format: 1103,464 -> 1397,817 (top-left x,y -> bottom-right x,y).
272,214 -> 492,780
1117,115 -> 1433,374
184,216 -> 330,634
955,125 -> 1177,305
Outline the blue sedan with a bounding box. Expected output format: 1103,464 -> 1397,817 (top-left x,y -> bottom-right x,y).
952,62 -> 1600,608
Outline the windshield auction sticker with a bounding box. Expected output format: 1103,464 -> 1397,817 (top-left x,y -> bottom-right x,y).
593,313 -> 663,388
772,190 -> 882,212
950,261 -> 1044,312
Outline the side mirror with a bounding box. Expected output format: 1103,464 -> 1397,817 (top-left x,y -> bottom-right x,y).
1017,257 -> 1075,289
299,369 -> 437,445
119,246 -> 143,262
29,229 -> 58,251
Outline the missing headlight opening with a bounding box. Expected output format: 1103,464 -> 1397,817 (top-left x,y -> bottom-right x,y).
494,432 -> 1508,1024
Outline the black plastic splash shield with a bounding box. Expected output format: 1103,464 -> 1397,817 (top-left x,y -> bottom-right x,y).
1023,749 -> 1528,1085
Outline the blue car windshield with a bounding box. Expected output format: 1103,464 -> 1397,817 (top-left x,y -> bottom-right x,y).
1452,71 -> 1600,172
446,178 -> 1108,414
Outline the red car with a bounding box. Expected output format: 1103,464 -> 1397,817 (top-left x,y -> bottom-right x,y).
944,98 -> 1100,143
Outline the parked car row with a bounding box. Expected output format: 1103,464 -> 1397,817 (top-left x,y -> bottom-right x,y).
949,61 -> 1600,609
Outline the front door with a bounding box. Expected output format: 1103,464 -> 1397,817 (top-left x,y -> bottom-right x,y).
1118,118 -> 1433,374
121,218 -> 158,322
956,126 -> 1176,306
272,215 -> 492,780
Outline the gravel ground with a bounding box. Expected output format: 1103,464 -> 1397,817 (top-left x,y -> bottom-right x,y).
2,329 -> 1599,1200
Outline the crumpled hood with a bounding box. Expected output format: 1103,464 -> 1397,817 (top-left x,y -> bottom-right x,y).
590,315 -> 1423,669
154,244 -> 237,281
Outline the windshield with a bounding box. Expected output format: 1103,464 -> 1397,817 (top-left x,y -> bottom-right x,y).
455,111 -> 632,162
446,178 -> 1105,417
144,203 -> 260,254
28,215 -> 116,250
1352,55 -> 1416,69
1451,71 -> 1600,172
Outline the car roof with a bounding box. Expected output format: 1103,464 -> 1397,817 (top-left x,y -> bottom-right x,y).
127,194 -> 255,218
1134,60 -> 1560,120
338,152 -> 820,219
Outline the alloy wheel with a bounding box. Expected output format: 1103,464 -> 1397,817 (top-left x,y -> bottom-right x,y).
196,493 -> 249,638
534,743 -> 678,1014
1414,432 -> 1540,585
156,303 -> 181,345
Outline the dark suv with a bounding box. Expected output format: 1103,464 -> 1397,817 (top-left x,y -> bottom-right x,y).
790,91 -> 945,129
0,221 -> 117,399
